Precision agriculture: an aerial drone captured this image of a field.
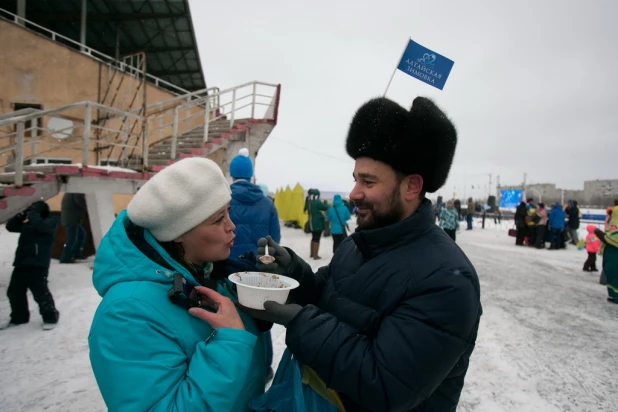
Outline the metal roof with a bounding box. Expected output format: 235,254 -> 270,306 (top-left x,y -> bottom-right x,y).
4,0 -> 206,92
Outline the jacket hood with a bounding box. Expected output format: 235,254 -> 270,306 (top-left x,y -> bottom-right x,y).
93,211 -> 199,297
257,183 -> 269,197
231,180 -> 264,204
587,224 -> 597,234
554,202 -> 562,209
333,194 -> 344,206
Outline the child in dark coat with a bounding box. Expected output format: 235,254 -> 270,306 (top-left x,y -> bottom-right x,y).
1,201 -> 59,330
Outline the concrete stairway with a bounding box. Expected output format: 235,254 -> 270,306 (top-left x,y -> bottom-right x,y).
135,118 -> 270,171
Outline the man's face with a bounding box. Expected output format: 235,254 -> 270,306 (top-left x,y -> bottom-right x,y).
447,201 -> 454,208
349,157 -> 406,231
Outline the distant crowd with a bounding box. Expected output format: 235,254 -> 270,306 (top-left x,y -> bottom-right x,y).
513,197 -> 618,304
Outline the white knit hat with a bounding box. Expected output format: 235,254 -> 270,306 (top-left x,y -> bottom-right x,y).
127,158 -> 231,241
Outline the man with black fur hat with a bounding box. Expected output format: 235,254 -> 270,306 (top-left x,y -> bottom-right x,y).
1,201 -> 60,330
247,97 -> 482,412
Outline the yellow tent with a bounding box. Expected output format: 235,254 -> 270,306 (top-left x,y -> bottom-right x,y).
274,183 -> 309,228
292,183 -> 308,228
281,185 -> 293,221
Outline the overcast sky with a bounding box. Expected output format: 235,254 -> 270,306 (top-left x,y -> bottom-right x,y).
189,0 -> 618,199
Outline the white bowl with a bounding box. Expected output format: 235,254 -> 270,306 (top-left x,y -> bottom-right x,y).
228,272 -> 300,310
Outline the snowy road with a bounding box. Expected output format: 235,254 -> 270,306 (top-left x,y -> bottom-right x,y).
0,222 -> 616,411
457,228 -> 617,412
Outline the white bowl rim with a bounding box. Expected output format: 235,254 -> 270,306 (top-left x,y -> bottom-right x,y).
228,272 -> 300,291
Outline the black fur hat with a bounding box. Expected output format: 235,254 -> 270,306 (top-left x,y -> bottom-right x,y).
345,97 -> 457,193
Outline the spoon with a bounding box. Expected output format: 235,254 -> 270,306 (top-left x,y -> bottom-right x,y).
259,244 -> 276,264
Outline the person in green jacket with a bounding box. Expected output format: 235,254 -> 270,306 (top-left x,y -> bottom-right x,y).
304,188 -> 328,259
88,158 -> 267,411
597,205 -> 618,304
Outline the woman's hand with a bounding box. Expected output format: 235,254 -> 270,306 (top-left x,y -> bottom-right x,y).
189,286 -> 245,330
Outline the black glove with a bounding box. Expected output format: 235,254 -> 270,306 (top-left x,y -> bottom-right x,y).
594,228 -> 606,243
257,236 -> 292,275
236,301 -> 302,327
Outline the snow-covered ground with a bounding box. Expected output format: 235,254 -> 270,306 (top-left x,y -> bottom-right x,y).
0,219 -> 616,411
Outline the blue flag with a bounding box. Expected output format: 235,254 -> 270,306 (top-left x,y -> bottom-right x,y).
397,39 -> 454,90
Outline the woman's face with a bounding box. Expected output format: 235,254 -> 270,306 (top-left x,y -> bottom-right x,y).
174,203 -> 236,264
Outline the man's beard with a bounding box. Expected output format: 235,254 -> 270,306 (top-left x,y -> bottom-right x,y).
356,187 -> 405,231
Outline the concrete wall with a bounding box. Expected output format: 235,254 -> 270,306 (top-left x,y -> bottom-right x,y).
225,123 -> 273,184
584,179 -> 618,206
0,19 -> 203,140
206,148 -> 228,172
44,193 -> 135,217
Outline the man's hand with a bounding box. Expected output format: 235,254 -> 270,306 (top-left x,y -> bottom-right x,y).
257,236 -> 292,275
236,301 -> 302,327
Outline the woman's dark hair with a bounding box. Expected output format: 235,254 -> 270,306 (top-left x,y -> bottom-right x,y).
159,241 -> 185,263
539,202 -> 545,209
157,240 -> 200,277
157,239 -> 212,284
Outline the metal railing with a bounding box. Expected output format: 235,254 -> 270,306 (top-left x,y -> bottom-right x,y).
0,102 -> 145,186
0,81 -> 281,185
144,81 -> 280,161
0,8 -> 190,96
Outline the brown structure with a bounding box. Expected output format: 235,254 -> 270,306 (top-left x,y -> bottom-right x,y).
0,3 -> 280,251
0,17 -> 208,213
0,0 -> 212,211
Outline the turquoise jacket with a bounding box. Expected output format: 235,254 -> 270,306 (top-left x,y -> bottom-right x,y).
326,195 -> 351,235
88,211 -> 266,411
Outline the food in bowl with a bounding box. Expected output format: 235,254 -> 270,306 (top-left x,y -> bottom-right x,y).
228,272 -> 299,310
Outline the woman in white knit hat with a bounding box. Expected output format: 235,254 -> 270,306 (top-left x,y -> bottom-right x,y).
88,158 -> 267,411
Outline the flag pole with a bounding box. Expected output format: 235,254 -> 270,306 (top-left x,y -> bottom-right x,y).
384,38 -> 410,97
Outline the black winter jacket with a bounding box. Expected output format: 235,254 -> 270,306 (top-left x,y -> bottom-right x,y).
61,193 -> 87,226
515,203 -> 528,229
284,199 -> 482,412
6,210 -> 58,268
565,201 -> 580,229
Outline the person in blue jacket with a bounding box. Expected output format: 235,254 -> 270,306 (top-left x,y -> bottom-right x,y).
228,148 -> 280,381
88,158 -> 267,412
326,194 -> 351,253
228,148 -> 281,258
548,201 -> 566,250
